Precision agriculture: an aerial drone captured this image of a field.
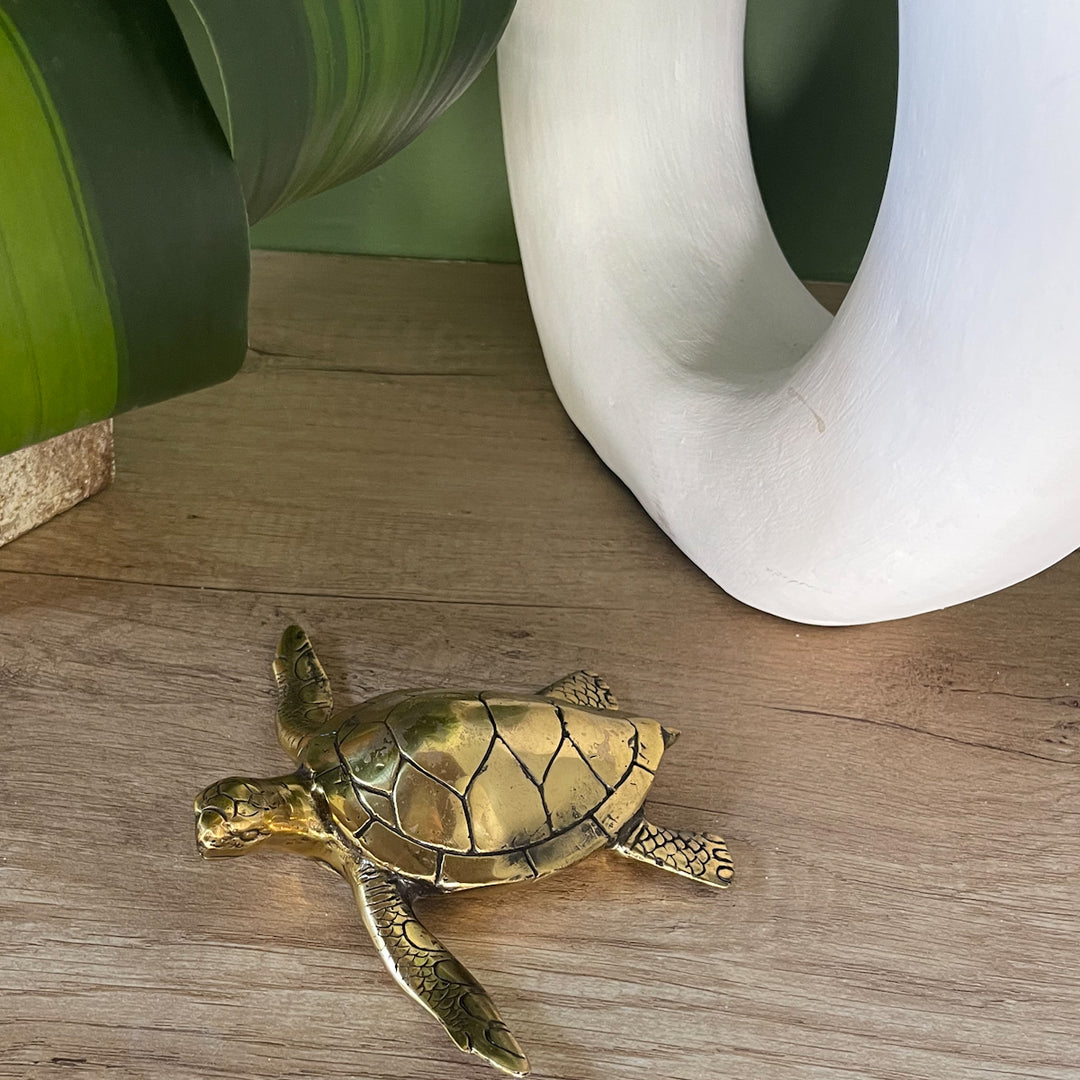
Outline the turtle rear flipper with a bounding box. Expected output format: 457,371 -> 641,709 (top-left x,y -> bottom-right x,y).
348,863 -> 530,1077
614,819 -> 734,889
273,625 -> 334,758
539,670 -> 619,711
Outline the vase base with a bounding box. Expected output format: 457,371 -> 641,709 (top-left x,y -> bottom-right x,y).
0,420 -> 114,547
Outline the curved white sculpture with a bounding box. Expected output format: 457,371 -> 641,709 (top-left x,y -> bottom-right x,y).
498,1 -> 1080,625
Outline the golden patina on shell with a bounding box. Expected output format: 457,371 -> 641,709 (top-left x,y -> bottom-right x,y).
309,688 -> 664,890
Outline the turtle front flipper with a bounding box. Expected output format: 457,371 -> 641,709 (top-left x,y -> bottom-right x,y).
273,625 -> 333,759
348,862 -> 530,1077
614,818 -> 734,889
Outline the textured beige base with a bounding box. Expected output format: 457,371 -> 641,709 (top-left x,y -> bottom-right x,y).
0,420 -> 114,546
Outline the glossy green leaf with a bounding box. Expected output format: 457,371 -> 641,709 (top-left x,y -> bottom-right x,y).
0,0 -> 249,457
1,0 -> 511,459
0,10 -> 117,454
168,0 -> 515,222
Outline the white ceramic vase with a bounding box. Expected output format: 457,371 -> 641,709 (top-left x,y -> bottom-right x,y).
498,0 -> 1080,625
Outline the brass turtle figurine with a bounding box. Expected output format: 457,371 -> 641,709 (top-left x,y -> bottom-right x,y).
195,626 -> 733,1075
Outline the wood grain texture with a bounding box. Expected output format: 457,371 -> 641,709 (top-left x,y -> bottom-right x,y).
1,252 -> 1077,1080
0,421 -> 113,547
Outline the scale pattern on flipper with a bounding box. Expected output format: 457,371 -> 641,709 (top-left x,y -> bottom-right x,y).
620,822 -> 734,887
539,670 -> 619,710
356,866 -> 530,1076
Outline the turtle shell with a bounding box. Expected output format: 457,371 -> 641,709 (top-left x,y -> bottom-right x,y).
307,688 -> 666,891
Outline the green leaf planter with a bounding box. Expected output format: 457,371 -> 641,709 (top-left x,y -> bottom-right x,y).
0,0 -> 514,457
0,0 -> 249,456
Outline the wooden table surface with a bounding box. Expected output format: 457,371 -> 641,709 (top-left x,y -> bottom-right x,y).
2,252 -> 1077,1080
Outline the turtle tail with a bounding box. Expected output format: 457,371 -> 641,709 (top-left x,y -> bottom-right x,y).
273,625 -> 333,759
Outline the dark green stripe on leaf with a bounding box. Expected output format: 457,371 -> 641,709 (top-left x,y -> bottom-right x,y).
168,0 -> 314,226
173,0 -> 515,224
3,0 -> 249,431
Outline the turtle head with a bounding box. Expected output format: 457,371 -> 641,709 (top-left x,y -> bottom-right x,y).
194,775 -> 330,860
